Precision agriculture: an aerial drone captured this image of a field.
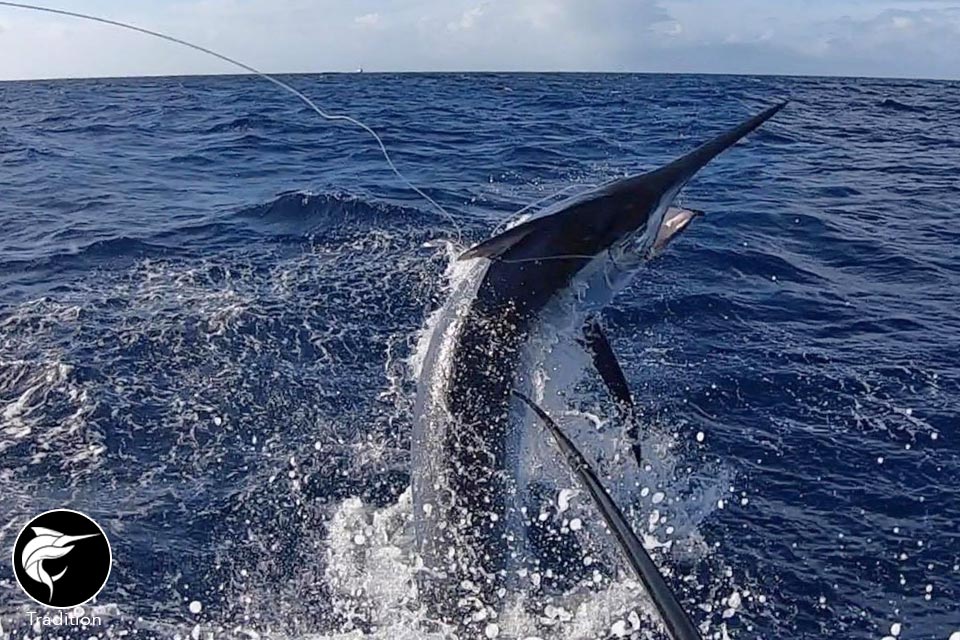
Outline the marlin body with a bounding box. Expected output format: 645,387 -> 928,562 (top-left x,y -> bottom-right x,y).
411,103 -> 785,635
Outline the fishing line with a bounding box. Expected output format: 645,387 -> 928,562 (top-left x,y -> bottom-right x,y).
0,1 -> 611,254
496,254 -> 596,264
0,1 -> 465,241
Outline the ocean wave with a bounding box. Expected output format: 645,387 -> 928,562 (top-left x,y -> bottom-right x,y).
202,114 -> 277,134
234,190 -> 438,233
0,72 -> 957,638
0,237 -> 186,278
878,97 -> 928,113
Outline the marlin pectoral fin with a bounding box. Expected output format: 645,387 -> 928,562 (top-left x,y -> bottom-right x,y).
580,316 -> 643,467
513,390 -> 702,640
458,215 -> 550,261
582,316 -> 633,408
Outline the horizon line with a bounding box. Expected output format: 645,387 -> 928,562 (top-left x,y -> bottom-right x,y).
1,68 -> 959,85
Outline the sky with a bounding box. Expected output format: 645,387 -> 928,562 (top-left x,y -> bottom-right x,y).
0,0 -> 959,80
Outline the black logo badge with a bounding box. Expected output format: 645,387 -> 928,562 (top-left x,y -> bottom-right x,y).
12,509 -> 111,608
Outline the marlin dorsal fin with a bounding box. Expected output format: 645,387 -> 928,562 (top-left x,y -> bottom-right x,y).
458,217 -> 548,261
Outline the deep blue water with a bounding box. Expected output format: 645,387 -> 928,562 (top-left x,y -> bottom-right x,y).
0,73 -> 958,639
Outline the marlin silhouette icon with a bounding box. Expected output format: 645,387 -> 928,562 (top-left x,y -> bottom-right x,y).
20,527 -> 99,601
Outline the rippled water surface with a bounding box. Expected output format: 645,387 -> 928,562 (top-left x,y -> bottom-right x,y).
0,73 -> 958,639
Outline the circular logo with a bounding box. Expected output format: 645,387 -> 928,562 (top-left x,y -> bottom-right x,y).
12,509 -> 111,608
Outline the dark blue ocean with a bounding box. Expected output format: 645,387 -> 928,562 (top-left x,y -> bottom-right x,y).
0,73 -> 957,639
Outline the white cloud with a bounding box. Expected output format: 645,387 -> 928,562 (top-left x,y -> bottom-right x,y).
513,0 -> 564,31
354,13 -> 383,29
0,0 -> 958,79
447,5 -> 485,32
653,21 -> 684,37
892,15 -> 915,29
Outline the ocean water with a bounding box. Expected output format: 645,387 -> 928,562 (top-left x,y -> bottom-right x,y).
0,72 -> 958,639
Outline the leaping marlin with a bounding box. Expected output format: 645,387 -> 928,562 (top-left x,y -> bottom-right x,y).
411,103 -> 786,637
20,527 -> 99,601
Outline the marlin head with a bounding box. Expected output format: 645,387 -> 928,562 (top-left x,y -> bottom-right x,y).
604,101 -> 787,260
459,102 -> 787,271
